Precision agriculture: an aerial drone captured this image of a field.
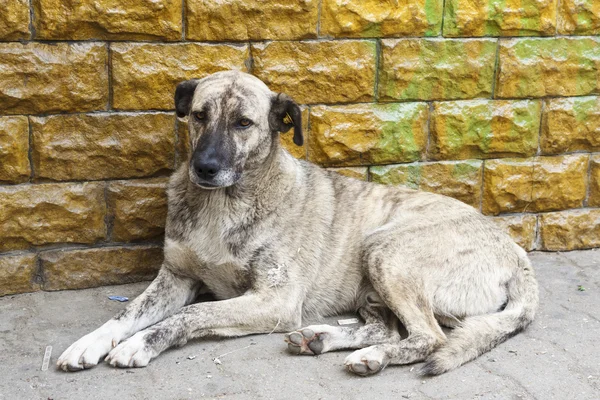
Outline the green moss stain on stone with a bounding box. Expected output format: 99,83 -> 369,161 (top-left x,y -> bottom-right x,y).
573,96 -> 598,123
370,164 -> 422,188
379,39 -> 496,101
371,103 -> 426,164
424,0 -> 443,36
484,0 -> 507,36
451,160 -> 480,180
360,22 -> 382,38
442,0 -> 459,36
500,38 -> 600,98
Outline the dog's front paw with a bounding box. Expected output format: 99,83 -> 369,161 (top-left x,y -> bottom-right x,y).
57,328 -> 119,372
284,325 -> 335,355
105,331 -> 154,368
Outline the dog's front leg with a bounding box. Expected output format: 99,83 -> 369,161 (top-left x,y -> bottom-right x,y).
57,267 -> 199,371
105,290 -> 301,368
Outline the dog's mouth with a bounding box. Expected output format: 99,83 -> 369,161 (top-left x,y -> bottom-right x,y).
188,167 -> 241,189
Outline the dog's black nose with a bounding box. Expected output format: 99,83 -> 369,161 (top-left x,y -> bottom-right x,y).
193,159 -> 220,180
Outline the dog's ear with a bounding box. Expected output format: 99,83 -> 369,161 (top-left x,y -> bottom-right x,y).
269,93 -> 303,146
174,79 -> 200,118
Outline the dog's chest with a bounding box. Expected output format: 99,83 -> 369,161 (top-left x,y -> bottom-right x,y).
172,219 -> 255,299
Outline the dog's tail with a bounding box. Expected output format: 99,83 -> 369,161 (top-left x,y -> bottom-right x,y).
421,250 -> 539,375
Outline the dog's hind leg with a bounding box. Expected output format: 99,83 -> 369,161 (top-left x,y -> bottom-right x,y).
285,293 -> 401,355
344,232 -> 447,376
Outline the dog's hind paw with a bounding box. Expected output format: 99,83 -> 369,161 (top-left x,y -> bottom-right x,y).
344,346 -> 388,376
284,325 -> 332,355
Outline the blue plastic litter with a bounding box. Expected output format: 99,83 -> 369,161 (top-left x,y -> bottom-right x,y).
108,295 -> 129,302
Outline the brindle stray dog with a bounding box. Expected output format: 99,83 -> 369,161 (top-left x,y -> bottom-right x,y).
57,70 -> 539,376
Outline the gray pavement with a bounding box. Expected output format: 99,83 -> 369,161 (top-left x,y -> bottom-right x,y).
1,250 -> 599,400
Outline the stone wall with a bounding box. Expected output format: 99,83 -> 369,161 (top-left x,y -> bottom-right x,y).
1,0 -> 599,296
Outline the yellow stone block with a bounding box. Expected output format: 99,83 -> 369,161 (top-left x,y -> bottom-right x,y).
379,39 -> 497,101
107,179 -> 169,242
327,167 -> 368,181
0,183 -> 106,251
370,160 -> 482,208
539,209 -> 600,251
429,99 -> 540,160
443,0 -> 557,37
0,253 -> 39,297
589,155 -> 600,207
492,214 -> 537,251
482,154 -> 589,215
0,43 -> 108,114
40,246 -> 162,291
496,38 -> 600,98
308,103 -> 427,166
0,116 -> 30,184
33,0 -> 181,40
558,0 -> 600,35
252,41 -> 376,104
321,0 -> 442,37
541,97 -> 600,155
112,43 -> 249,110
0,0 -> 30,40
31,113 -> 176,181
187,0 -> 317,40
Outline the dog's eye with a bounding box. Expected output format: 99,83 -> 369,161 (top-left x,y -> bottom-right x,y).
238,118 -> 252,128
193,111 -> 205,121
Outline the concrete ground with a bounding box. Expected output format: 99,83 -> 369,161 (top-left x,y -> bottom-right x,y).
1,250 -> 599,400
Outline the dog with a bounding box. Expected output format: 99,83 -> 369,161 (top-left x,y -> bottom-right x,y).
57,70 -> 538,376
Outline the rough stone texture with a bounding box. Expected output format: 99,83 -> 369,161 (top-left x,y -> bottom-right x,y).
33,0 -> 181,40
107,179 -> 169,242
0,183 -> 106,252
429,99 -> 540,160
31,113 -> 175,181
0,116 -> 30,184
320,0 -> 442,38
252,41 -> 376,104
0,43 -> 108,114
443,0 -> 557,37
111,43 -> 249,110
539,209 -> 600,251
541,97 -> 600,155
379,39 -> 497,101
482,155 -> 589,215
496,38 -> 600,98
186,0 -> 317,41
327,167 -> 368,180
370,160 -> 482,208
589,155 -> 600,207
558,0 -> 600,35
0,253 -> 38,297
40,246 -> 162,291
309,103 -> 428,166
0,0 -> 30,40
492,214 -> 537,251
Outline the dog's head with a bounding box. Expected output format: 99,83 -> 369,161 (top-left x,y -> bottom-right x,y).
175,70 -> 303,189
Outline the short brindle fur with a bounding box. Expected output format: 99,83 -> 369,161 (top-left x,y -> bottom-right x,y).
58,71 -> 538,376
